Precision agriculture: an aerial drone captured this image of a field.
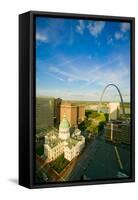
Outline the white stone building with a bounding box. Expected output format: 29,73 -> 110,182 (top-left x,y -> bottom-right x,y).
108,102 -> 120,120
44,114 -> 85,162
64,136 -> 85,161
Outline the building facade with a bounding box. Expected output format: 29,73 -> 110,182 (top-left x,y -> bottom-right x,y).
60,102 -> 85,127
64,136 -> 85,161
36,97 -> 55,129
77,105 -> 85,123
54,98 -> 62,126
108,102 -> 120,120
36,97 -> 62,130
44,129 -> 64,160
60,102 -> 77,126
44,114 -> 85,162
105,121 -> 130,144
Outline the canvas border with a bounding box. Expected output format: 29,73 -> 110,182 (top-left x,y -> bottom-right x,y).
19,11 -> 135,189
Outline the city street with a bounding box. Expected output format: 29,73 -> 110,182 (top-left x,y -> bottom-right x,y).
68,135 -> 130,181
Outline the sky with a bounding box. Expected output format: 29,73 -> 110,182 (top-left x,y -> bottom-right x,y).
36,17 -> 131,102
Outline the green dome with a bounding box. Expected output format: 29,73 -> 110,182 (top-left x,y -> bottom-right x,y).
59,115 -> 70,129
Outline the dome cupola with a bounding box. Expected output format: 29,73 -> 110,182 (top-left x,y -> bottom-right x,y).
59,113 -> 70,140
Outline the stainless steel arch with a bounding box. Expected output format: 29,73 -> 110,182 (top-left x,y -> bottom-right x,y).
99,84 -> 125,115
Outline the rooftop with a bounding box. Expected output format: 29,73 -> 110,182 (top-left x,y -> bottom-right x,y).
59,114 -> 70,129
45,130 -> 61,148
66,138 -> 78,149
48,137 -> 62,149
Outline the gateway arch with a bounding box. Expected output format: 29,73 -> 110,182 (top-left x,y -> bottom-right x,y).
99,84 -> 125,115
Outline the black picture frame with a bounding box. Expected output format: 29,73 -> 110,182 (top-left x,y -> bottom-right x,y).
19,11 -> 135,189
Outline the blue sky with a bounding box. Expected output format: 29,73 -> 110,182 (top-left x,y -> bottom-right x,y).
36,17 -> 131,102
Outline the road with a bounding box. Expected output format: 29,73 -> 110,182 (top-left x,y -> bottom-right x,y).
68,135 -> 130,181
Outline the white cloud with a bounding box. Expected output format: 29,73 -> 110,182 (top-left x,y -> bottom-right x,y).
87,21 -> 105,37
48,56 -> 129,92
121,23 -> 130,32
45,71 -> 64,82
114,23 -> 130,41
36,32 -> 48,42
38,55 -> 130,102
49,66 -> 88,82
114,32 -> 123,40
48,55 -> 87,83
76,20 -> 85,34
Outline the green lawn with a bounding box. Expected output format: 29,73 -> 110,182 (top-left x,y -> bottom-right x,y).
50,154 -> 69,173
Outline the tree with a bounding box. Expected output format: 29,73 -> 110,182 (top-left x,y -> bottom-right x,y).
78,121 -> 86,131
98,121 -> 105,132
86,124 -> 98,134
85,110 -> 93,118
104,113 -> 109,122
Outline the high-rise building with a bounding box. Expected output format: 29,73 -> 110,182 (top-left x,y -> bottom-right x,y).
54,98 -> 62,126
108,102 -> 120,120
60,102 -> 85,126
60,102 -> 77,126
77,105 -> 85,123
36,98 -> 85,130
36,97 -> 55,129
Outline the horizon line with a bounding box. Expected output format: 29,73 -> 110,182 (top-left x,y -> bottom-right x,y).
36,95 -> 130,103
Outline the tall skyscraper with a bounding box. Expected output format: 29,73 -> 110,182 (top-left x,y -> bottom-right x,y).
54,98 -> 62,126
60,102 -> 77,126
108,102 -> 120,120
36,98 -> 85,130
60,102 -> 85,126
36,97 -> 55,129
77,105 -> 85,123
